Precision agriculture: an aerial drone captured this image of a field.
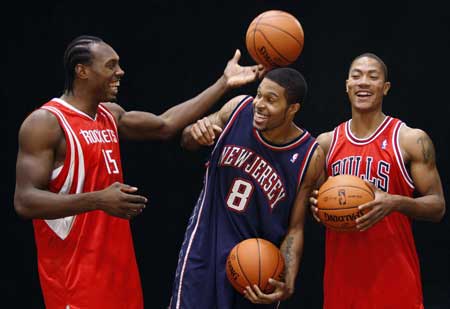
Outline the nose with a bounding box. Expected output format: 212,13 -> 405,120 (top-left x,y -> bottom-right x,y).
116,65 -> 125,77
357,75 -> 370,86
253,97 -> 266,109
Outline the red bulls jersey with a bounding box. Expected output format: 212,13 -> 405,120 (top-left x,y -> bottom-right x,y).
32,99 -> 143,309
324,116 -> 423,309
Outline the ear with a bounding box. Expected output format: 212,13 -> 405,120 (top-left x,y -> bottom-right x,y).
345,79 -> 349,92
289,102 -> 301,115
74,63 -> 89,80
383,81 -> 391,96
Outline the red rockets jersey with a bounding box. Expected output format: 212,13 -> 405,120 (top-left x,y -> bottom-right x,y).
324,116 -> 423,309
32,99 -> 143,309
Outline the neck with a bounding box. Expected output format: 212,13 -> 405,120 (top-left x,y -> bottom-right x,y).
350,109 -> 386,138
260,122 -> 302,145
60,89 -> 99,118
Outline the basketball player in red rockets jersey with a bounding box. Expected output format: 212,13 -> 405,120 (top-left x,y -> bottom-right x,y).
310,53 -> 445,309
14,35 -> 264,308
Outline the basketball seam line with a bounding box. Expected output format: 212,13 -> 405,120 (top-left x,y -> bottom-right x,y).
318,206 -> 366,210
257,238 -> 261,289
252,15 -> 267,67
320,185 -> 375,198
266,250 -> 282,292
255,30 -> 295,64
236,244 -> 254,289
254,22 -> 303,46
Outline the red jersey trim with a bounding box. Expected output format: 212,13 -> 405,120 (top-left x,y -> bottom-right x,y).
254,127 -> 311,151
175,168 -> 211,309
392,121 -> 415,189
212,96 -> 253,153
297,142 -> 319,189
345,116 -> 393,145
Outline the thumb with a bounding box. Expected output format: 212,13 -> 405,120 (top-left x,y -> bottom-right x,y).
212,124 -> 223,135
231,49 -> 241,63
120,184 -> 138,193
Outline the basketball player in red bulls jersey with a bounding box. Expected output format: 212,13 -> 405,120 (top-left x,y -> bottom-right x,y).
310,53 -> 446,309
13,35 -> 264,309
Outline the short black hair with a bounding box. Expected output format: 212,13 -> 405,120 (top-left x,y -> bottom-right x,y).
63,35 -> 104,94
350,53 -> 388,81
264,68 -> 307,105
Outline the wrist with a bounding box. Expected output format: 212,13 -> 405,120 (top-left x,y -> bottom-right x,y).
86,191 -> 102,211
218,74 -> 231,92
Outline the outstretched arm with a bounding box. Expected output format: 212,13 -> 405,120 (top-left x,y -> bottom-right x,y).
106,50 -> 264,141
244,145 -> 325,304
356,126 -> 445,231
14,110 -> 147,220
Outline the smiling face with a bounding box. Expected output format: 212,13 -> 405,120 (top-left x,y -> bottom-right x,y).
346,56 -> 391,112
80,42 -> 125,102
252,78 -> 298,132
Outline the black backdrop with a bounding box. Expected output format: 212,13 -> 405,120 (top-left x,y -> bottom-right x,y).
5,1 -> 450,308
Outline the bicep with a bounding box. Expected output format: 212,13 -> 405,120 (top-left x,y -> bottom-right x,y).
16,112 -> 61,191
406,130 -> 443,196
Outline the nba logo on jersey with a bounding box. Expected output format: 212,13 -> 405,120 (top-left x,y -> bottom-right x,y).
290,153 -> 299,163
381,139 -> 388,149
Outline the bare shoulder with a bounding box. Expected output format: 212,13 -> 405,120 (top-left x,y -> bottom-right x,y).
19,109 -> 63,151
399,124 -> 435,164
316,131 -> 333,156
101,102 -> 126,122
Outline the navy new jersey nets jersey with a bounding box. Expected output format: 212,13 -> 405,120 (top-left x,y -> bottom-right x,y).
170,96 -> 317,309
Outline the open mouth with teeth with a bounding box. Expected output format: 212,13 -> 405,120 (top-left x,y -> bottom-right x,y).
355,91 -> 372,97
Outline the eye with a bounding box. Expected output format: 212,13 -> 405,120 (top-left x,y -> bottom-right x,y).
256,92 -> 262,98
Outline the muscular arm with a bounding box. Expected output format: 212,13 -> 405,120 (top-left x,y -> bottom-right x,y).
395,126 -> 445,221
280,145 -> 325,297
105,50 -> 263,141
14,110 -> 146,220
180,95 -> 248,150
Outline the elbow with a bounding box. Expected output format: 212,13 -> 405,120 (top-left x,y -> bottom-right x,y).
434,200 -> 446,222
14,194 -> 33,220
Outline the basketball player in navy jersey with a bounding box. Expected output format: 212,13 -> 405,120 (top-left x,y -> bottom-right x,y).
14,35 -> 264,309
309,53 -> 445,309
170,68 -> 325,308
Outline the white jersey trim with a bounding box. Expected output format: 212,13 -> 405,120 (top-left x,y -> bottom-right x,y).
392,122 -> 414,189
98,104 -> 118,133
345,116 -> 393,145
41,105 -> 87,240
326,126 -> 339,168
175,168 -> 210,309
51,98 -> 97,121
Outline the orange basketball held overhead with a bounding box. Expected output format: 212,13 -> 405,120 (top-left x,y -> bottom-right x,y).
226,238 -> 284,295
317,175 -> 375,232
245,10 -> 304,69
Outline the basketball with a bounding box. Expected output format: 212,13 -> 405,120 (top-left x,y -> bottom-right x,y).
245,10 -> 304,69
226,238 -> 284,294
317,175 -> 375,232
